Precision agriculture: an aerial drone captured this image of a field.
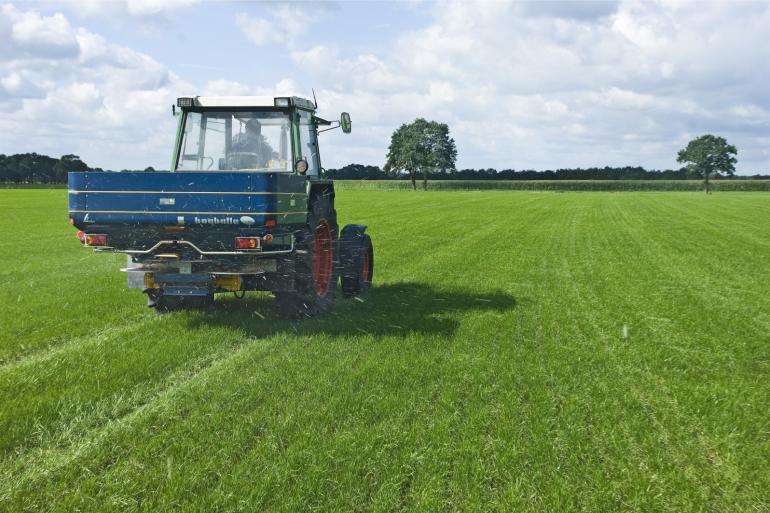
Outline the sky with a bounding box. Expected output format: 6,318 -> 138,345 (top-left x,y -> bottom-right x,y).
0,0 -> 768,174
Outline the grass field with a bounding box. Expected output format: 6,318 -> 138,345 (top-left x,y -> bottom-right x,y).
0,188 -> 769,512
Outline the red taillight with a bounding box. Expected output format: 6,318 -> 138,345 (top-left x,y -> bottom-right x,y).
235,237 -> 260,250
76,231 -> 85,244
84,234 -> 108,246
265,218 -> 277,228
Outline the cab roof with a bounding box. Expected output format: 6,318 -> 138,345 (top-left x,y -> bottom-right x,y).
177,95 -> 316,110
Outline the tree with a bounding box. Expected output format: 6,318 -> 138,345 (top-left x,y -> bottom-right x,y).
0,153 -> 97,183
384,118 -> 457,190
677,135 -> 737,194
54,154 -> 89,182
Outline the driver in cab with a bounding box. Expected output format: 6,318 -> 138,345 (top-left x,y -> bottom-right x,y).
227,118 -> 274,170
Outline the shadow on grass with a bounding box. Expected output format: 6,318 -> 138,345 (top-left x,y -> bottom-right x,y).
188,282 -> 517,339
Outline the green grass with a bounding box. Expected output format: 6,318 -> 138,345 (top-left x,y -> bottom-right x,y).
0,188 -> 769,512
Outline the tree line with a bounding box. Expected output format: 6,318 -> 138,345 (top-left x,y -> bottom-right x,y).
0,153 -> 97,184
324,163 -> 768,181
377,120 -> 765,191
2,151 -> 767,184
0,153 -> 160,183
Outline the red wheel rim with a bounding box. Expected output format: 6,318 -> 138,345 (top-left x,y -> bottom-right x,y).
312,219 -> 333,298
362,248 -> 370,283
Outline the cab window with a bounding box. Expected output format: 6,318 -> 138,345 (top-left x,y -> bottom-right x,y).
177,111 -> 291,171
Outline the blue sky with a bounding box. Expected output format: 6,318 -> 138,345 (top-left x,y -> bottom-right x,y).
1,1 -> 768,174
65,2 -> 432,86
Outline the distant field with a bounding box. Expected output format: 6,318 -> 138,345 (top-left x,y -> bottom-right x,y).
0,189 -> 769,512
335,179 -> 770,191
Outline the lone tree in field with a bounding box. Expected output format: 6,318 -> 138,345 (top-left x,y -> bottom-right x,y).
677,135 -> 737,194
384,118 -> 457,190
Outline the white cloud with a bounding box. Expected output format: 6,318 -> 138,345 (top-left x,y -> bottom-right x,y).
64,0 -> 200,18
0,4 -> 191,169
202,79 -> 253,97
235,13 -> 282,47
0,4 -> 79,58
11,9 -> 75,49
289,0 -> 770,172
125,0 -> 199,17
200,78 -> 304,98
236,5 -> 315,49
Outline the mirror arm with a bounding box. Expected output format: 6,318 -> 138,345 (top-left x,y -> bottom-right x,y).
317,121 -> 341,134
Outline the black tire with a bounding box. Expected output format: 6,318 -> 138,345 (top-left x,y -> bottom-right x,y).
147,290 -> 214,312
341,233 -> 374,297
274,190 -> 339,318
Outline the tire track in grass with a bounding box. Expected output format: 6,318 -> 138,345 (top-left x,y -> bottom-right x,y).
9,334 -> 447,512
0,310 -> 153,372
0,208 -> 137,363
277,336 -> 454,513
0,327 -> 296,508
118,194 -> 760,507
3,243 -> 500,508
0,303 -> 287,465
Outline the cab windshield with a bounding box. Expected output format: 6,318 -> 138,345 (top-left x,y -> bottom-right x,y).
177,111 -> 291,171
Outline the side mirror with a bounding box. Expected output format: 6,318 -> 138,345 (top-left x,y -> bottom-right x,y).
295,159 -> 309,174
340,112 -> 352,134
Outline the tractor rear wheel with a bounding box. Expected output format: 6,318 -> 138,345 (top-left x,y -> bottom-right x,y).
275,190 -> 339,318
